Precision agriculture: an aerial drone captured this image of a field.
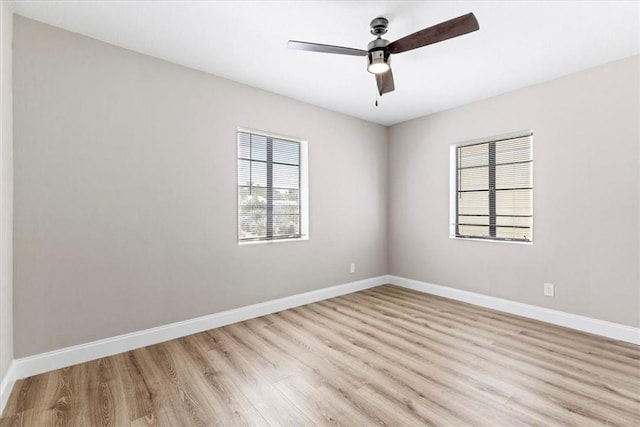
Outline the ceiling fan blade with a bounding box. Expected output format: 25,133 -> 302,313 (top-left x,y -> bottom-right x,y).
375,68 -> 395,96
387,13 -> 479,54
287,40 -> 368,56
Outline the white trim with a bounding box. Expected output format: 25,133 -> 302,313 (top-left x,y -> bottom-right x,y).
449,236 -> 533,245
449,145 -> 456,238
388,275 -> 640,345
299,137 -> 309,238
237,126 -> 306,144
449,129 -> 534,244
14,276 -> 387,379
236,128 -> 309,245
239,235 -> 309,245
0,360 -> 16,415
11,274 -> 638,384
456,129 -> 533,147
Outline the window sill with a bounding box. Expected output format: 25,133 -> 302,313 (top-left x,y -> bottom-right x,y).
239,236 -> 309,246
450,235 -> 532,245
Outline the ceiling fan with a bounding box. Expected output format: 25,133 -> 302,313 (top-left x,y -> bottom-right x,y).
288,13 -> 479,97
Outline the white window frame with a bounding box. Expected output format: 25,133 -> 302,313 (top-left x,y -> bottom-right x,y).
450,129 -> 533,244
237,127 -> 309,245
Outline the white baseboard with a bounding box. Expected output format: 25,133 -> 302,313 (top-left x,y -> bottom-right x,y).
10,273 -> 638,387
0,360 -> 16,415
14,276 -> 387,380
388,275 -> 640,345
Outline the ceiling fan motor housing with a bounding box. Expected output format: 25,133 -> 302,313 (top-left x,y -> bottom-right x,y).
367,38 -> 389,51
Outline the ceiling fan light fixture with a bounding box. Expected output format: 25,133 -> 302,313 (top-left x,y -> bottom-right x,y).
367,49 -> 390,74
288,12 -> 479,96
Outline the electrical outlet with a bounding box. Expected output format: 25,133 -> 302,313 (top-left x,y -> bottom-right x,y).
543,283 -> 555,297
350,263 -> 356,273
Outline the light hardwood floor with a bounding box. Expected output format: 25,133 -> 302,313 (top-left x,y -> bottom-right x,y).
2,285 -> 639,426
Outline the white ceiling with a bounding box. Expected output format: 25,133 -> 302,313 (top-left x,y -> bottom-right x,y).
9,0 -> 640,126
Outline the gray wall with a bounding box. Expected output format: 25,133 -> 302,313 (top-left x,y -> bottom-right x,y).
13,17 -> 388,358
0,2 -> 14,383
389,55 -> 640,327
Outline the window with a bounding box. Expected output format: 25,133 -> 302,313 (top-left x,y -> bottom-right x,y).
451,130 -> 533,242
237,129 -> 308,243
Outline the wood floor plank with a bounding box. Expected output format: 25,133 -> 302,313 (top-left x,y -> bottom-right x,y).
326,291 -> 639,424
352,289 -> 640,391
235,318 -> 395,424
269,309 -> 465,424
1,372 -> 50,416
289,301 -> 541,425
253,315 -> 437,425
197,330 -> 315,426
169,335 -> 270,426
2,285 -> 639,426
127,345 -> 210,426
111,351 -> 155,423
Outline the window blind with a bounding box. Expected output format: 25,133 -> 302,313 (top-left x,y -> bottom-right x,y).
237,131 -> 302,242
455,132 -> 533,242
